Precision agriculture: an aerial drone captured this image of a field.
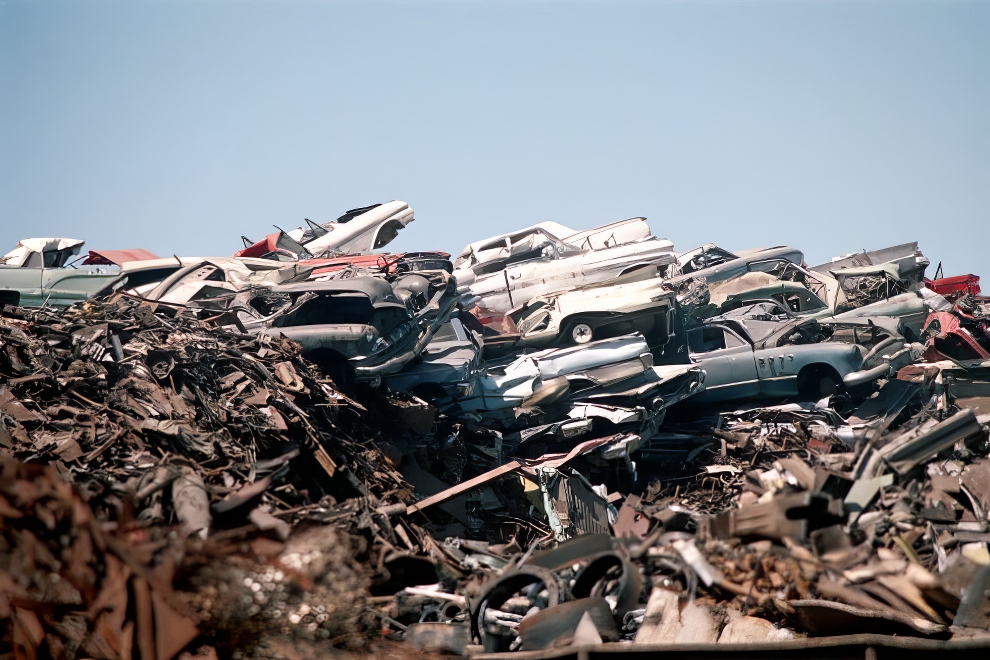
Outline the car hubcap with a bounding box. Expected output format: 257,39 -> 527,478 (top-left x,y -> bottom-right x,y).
572,323 -> 593,344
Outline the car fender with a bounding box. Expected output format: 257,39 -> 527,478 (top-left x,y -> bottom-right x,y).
784,343 -> 864,379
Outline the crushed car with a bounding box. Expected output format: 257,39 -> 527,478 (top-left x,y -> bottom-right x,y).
134,257 -> 313,307
480,267 -> 685,358
811,240 -> 930,284
453,217 -> 676,313
235,200 -> 415,260
453,333 -> 703,417
706,267 -> 932,338
664,243 -> 805,287
255,271 -> 458,383
383,315 -> 486,402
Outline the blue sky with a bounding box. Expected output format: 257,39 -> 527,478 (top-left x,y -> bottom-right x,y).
1,1 -> 987,274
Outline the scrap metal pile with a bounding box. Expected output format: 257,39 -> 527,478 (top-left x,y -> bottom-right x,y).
2,203 -> 990,658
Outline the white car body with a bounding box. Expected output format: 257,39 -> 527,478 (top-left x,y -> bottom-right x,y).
454,218 -> 675,313
301,201 -> 415,256
665,244 -> 805,287
508,271 -> 676,349
239,201 -> 415,260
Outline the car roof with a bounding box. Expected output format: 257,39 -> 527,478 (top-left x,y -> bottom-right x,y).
458,222 -> 578,258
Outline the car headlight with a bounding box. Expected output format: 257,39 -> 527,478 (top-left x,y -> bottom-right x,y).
365,329 -> 376,343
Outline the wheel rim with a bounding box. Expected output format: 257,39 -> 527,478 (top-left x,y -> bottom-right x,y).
572,323 -> 593,344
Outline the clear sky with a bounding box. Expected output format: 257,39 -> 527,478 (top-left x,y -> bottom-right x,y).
1,1 -> 987,275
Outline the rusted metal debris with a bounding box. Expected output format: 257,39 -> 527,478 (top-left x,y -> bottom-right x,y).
3,226 -> 990,659
0,297 -> 415,658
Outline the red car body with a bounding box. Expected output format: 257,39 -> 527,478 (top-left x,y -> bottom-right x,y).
926,274 -> 981,299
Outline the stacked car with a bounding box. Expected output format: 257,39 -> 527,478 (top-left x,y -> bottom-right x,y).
8,201 -> 990,656
3,201 -> 977,542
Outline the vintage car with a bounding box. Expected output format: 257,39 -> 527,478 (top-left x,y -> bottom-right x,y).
235,200 -> 414,260
96,256 -> 205,299
480,268 -> 684,358
664,244 -> 805,287
452,217 -> 676,313
686,303 -> 921,402
259,272 -> 458,383
0,238 -> 156,307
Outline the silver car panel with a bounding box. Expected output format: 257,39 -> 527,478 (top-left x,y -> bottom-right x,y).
687,309 -> 875,402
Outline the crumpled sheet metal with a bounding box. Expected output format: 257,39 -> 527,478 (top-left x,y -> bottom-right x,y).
1,456 -> 199,660
5,237 -> 990,656
0,298 -> 415,655
0,298 -> 407,528
517,598 -> 620,649
469,535 -> 642,652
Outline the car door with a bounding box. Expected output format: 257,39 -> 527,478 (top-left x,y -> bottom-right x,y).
688,325 -> 760,400
42,269 -> 118,306
505,246 -> 580,309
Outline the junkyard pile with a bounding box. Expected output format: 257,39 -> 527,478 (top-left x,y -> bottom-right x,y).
3,207 -> 990,658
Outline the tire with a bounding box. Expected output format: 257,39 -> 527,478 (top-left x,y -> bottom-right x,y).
471,566 -> 568,652
818,374 -> 838,397
571,322 -> 594,345
798,365 -> 841,399
570,552 -> 642,618
0,291 -> 19,308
